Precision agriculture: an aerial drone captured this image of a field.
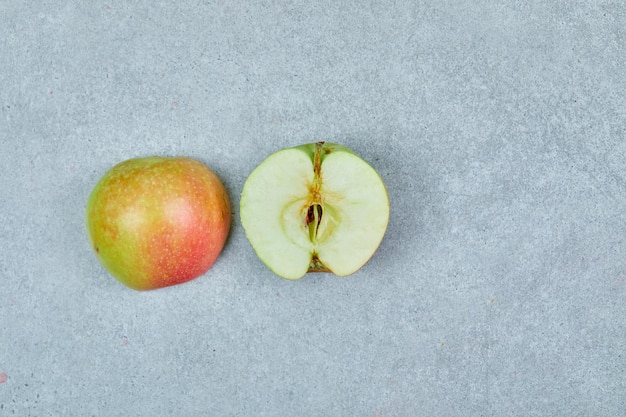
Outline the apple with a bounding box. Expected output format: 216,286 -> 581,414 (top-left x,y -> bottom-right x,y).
86,157 -> 231,290
240,142 -> 389,280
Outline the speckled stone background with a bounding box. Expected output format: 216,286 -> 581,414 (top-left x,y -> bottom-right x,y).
1,1 -> 625,416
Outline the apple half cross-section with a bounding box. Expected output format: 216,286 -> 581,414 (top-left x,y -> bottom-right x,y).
240,142 -> 389,280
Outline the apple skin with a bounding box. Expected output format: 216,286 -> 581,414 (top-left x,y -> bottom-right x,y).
86,157 -> 231,290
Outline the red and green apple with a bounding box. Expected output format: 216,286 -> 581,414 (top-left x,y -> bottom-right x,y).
86,157 -> 231,290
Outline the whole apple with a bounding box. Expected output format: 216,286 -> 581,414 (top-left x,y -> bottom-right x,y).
86,157 -> 231,290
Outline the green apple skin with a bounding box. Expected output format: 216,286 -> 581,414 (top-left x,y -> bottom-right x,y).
86,157 -> 231,290
240,142 -> 390,280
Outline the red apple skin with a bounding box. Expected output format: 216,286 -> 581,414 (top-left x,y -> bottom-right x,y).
86,157 -> 231,290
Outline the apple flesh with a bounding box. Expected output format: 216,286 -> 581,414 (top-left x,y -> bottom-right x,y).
240,142 -> 389,280
86,157 -> 231,290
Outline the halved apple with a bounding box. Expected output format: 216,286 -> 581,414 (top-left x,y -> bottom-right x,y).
240,142 -> 389,280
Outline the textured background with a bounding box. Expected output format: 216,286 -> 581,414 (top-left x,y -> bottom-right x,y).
1,1 -> 625,416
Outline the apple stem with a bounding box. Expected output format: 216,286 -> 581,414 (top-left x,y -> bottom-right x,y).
312,142 -> 323,190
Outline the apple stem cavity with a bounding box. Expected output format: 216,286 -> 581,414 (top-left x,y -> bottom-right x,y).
308,254 -> 331,273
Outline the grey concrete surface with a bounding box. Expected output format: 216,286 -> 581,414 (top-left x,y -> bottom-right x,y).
1,1 -> 625,416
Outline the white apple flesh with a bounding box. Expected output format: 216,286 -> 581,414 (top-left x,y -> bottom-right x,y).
240,142 -> 389,280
